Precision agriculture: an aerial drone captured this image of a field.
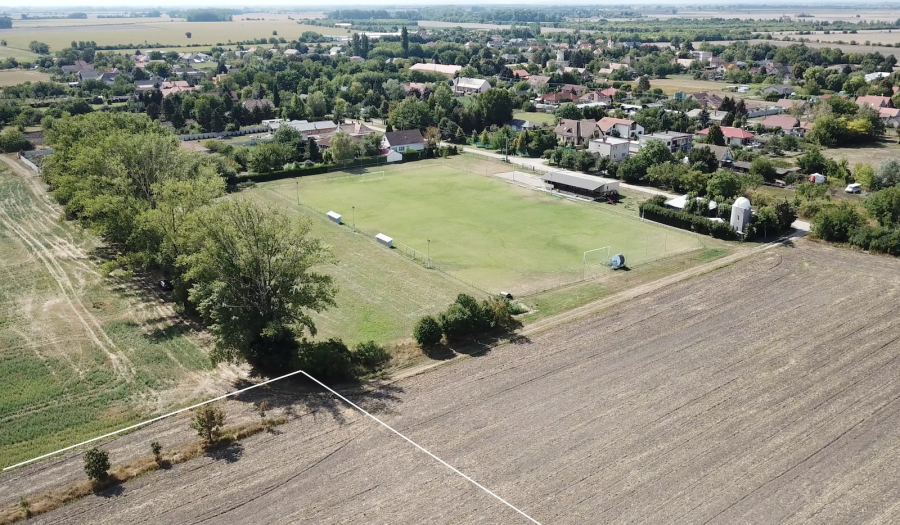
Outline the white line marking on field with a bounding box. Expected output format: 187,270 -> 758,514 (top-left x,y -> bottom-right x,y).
298,370 -> 543,525
2,369 -> 307,471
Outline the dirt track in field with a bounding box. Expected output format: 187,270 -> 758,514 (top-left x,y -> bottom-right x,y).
7,240 -> 900,524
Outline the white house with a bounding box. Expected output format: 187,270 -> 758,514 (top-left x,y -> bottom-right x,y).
639,131 -> 693,153
588,136 -> 630,162
597,117 -> 644,139
452,77 -> 490,94
382,129 -> 425,153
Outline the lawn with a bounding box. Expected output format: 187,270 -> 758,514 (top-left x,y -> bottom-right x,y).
259,160 -> 702,298
513,111 -> 557,126
823,138 -> 900,168
0,162 -> 217,469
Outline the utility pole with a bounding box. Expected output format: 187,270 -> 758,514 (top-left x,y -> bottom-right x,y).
505,136 -> 510,163
352,206 -> 356,232
427,239 -> 431,268
296,181 -> 299,205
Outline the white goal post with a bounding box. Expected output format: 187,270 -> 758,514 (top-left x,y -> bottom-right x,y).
583,246 -> 611,279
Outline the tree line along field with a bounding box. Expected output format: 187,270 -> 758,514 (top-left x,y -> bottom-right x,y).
255,160 -> 702,298
0,159 -> 227,469
0,18 -> 351,55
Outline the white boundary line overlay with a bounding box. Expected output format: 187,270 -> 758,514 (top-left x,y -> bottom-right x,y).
297,370 -> 543,525
4,369 -> 544,524
2,369 -> 307,471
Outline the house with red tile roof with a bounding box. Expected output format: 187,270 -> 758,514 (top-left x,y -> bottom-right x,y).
697,126 -> 755,146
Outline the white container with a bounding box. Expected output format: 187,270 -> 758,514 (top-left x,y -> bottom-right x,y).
326,211 -> 342,224
376,233 -> 393,248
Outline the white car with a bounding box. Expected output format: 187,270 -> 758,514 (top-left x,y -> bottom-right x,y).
845,183 -> 862,194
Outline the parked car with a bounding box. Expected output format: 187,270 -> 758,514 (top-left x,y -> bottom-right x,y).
845,183 -> 862,194
158,279 -> 174,291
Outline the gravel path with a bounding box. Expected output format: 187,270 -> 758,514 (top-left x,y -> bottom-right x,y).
9,241 -> 900,524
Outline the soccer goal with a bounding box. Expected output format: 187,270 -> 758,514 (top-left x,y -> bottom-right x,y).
582,246 -> 611,279
360,170 -> 385,183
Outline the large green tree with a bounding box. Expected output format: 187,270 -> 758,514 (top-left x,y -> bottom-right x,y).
182,200 -> 336,371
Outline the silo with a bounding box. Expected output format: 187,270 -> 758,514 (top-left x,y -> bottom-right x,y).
730,197 -> 751,234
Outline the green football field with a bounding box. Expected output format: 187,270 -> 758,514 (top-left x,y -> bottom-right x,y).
262,161 -> 702,297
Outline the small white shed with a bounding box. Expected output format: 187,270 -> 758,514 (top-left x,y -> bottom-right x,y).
326,211 -> 342,224
730,197 -> 752,234
375,233 -> 393,248
385,150 -> 403,163
809,173 -> 826,184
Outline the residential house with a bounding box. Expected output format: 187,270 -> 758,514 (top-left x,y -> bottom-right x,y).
559,67 -> 591,80
598,87 -> 619,98
61,60 -> 92,74
689,92 -> 723,108
560,84 -> 587,97
511,69 -> 531,79
598,62 -> 630,76
409,63 -> 462,76
78,69 -> 99,82
539,92 -> 576,104
775,98 -> 808,112
527,75 -> 551,88
173,66 -> 203,79
691,50 -> 713,61
588,136 -> 630,161
879,107 -> 900,127
99,68 -> 121,86
857,95 -> 892,110
382,129 -> 425,152
284,49 -> 300,56
134,76 -> 162,94
761,115 -> 802,134
639,131 -> 693,154
675,58 -> 694,68
243,99 -> 275,112
762,84 -> 794,96
159,80 -> 197,98
507,118 -> 539,132
452,77 -> 491,94
553,118 -> 597,146
578,91 -> 612,105
597,117 -> 644,139
697,126 -> 755,146
696,144 -> 734,167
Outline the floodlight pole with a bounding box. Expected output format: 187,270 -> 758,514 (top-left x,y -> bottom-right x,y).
505,137 -> 510,163
296,181 -> 299,205
427,239 -> 431,268
352,206 -> 356,232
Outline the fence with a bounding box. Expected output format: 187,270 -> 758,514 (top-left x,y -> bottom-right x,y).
178,127 -> 268,142
17,153 -> 41,173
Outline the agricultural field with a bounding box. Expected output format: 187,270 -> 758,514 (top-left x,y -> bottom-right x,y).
0,19 -> 351,54
0,69 -> 51,87
0,157 -> 233,470
651,8 -> 900,23
640,74 -> 759,97
12,241 -> 900,523
512,111 -> 557,127
256,160 -> 701,298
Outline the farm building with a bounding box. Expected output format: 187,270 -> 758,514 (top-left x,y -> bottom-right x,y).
542,171 -> 619,198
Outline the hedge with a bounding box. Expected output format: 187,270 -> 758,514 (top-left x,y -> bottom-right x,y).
639,202 -> 737,240
235,155 -> 391,183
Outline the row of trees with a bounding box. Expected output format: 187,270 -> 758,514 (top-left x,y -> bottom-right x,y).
41,113 -> 362,374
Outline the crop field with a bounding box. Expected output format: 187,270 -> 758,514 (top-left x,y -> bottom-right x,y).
638,74 -> 760,96
652,8 -> 900,22
0,157 -> 231,470
258,160 -> 701,298
11,241 -> 900,523
0,19 -> 351,53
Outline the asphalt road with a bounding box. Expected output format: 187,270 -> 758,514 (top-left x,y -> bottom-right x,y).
15,241 -> 900,524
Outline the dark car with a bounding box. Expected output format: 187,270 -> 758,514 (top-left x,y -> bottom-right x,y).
158,279 -> 174,291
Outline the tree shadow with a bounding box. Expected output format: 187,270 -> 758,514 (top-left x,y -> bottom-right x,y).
95,483 -> 125,498
422,344 -> 456,361
206,441 -> 244,463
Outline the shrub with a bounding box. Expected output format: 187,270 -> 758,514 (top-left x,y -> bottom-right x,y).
439,302 -> 475,342
353,340 -> 391,371
810,202 -> 863,242
483,295 -> 517,331
850,225 -> 900,255
83,447 -> 110,481
413,315 -> 442,347
190,404 -> 226,444
297,338 -> 353,380
639,201 -> 737,240
150,441 -> 162,463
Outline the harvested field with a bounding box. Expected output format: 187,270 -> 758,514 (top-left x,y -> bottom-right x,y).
9,240 -> 900,523
0,70 -> 52,87
0,156 -> 235,470
823,137 -> 900,168
652,9 -> 900,23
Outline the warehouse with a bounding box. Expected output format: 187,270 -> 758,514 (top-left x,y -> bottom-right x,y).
541,171 -> 620,199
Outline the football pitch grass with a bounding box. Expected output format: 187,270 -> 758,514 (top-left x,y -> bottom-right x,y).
260,160 -> 702,298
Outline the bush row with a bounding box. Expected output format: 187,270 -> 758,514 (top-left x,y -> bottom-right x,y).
639,200 -> 737,240
295,339 -> 391,381
413,294 -> 518,348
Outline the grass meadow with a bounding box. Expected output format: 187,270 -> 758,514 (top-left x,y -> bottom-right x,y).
257,160 -> 701,299
0,162 -> 217,469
